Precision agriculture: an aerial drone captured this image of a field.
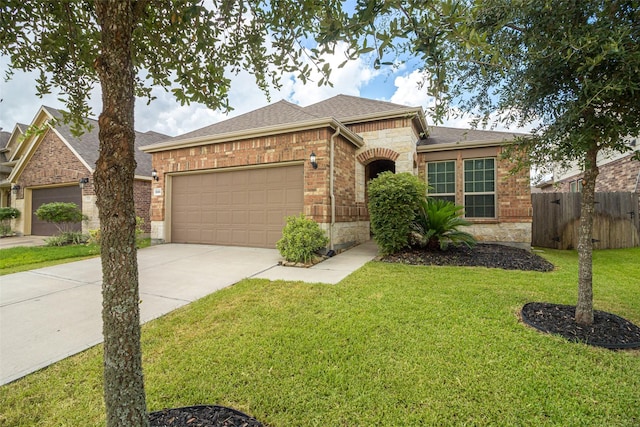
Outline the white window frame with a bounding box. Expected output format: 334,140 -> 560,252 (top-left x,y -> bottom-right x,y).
426,160 -> 456,203
463,157 -> 497,219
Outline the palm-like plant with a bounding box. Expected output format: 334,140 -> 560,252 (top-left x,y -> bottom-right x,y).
411,198 -> 477,250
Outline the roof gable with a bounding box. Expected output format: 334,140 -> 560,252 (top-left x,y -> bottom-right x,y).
44,107 -> 168,176
304,94 -> 414,120
8,106 -> 169,182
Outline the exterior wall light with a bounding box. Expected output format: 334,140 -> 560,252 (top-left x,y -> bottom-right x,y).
310,152 -> 318,169
79,177 -> 90,189
11,184 -> 20,195
152,169 -> 159,181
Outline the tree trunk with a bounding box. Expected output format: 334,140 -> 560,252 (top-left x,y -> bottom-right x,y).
575,146 -> 599,326
94,1 -> 148,426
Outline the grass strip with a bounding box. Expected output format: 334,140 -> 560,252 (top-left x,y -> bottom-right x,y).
0,247 -> 638,426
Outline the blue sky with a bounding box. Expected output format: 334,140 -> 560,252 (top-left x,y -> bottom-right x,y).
0,41 -> 529,138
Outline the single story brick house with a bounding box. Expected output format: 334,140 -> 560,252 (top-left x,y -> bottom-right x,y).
141,95 -> 532,249
2,106 -> 168,236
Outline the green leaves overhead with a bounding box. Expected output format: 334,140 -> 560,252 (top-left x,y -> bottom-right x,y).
0,0 -> 351,133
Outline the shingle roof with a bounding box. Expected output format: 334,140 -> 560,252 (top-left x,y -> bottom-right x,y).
0,131 -> 9,150
304,94 -> 416,121
165,95 -> 522,149
419,126 -> 526,146
45,106 -> 169,176
174,100 -> 321,141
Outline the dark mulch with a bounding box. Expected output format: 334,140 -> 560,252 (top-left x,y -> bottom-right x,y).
380,243 -> 555,272
149,405 -> 263,427
522,302 -> 640,349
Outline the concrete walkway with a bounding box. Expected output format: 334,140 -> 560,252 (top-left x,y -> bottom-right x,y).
0,235 -> 48,249
0,240 -> 378,385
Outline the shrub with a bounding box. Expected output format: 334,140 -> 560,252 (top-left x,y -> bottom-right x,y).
368,172 -> 427,255
45,231 -> 89,247
411,198 -> 477,250
276,213 -> 329,263
0,207 -> 20,237
34,202 -> 87,234
88,228 -> 101,245
0,207 -> 20,221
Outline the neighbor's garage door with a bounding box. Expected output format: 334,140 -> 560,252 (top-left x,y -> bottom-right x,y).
171,165 -> 304,248
31,186 -> 82,236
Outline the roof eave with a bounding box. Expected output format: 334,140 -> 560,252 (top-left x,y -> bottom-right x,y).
417,139 -> 513,153
340,107 -> 428,131
141,118 -> 364,153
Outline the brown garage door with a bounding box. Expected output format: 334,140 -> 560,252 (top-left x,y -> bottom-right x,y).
31,186 -> 83,236
171,165 -> 304,248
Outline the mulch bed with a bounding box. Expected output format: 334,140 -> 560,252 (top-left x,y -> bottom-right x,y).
380,243 -> 555,272
521,302 -> 640,349
149,405 -> 263,427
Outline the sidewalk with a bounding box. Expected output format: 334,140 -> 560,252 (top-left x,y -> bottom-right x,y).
253,240 -> 379,284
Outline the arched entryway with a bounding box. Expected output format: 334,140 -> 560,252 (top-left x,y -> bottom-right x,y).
366,159 -> 395,182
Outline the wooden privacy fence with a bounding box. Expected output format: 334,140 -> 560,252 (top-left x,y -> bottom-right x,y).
532,192 -> 640,249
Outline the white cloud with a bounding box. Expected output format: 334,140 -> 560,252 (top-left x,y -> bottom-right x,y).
389,69 -> 433,108
387,68 -> 538,133
291,42 -> 381,106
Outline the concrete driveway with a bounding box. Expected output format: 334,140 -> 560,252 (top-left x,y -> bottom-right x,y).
0,244 -> 281,385
0,240 -> 378,385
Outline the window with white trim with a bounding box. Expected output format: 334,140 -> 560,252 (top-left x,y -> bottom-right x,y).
427,161 -> 456,203
464,158 -> 496,218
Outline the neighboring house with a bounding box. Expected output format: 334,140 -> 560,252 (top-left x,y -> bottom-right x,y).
536,139 -> 640,194
141,95 -> 532,249
2,106 -> 168,236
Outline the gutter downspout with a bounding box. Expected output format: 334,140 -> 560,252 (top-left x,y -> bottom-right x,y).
330,127 -> 340,251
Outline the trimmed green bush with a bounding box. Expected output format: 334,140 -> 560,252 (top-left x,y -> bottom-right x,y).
411,198 -> 477,250
0,207 -> 20,221
368,172 -> 427,255
34,202 -> 87,234
0,207 -> 20,237
276,213 -> 329,263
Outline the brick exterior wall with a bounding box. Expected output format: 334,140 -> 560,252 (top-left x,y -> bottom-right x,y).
14,129 -> 151,234
17,130 -> 91,191
134,179 -> 152,233
417,146 -> 532,246
149,118 -> 533,247
541,153 -> 640,193
150,128 -> 364,229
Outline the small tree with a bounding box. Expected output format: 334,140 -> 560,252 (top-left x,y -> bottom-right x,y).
0,207 -> 20,236
34,202 -> 87,234
368,172 -> 427,255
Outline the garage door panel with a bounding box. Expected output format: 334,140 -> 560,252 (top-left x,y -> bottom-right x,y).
31,186 -> 83,236
171,165 -> 303,248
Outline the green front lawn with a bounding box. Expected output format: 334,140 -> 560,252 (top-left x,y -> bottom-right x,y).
0,238 -> 151,275
1,248 -> 639,426
0,244 -> 101,275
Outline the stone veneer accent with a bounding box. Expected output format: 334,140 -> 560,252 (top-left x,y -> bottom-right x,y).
349,117 -> 421,203
12,129 -> 152,234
